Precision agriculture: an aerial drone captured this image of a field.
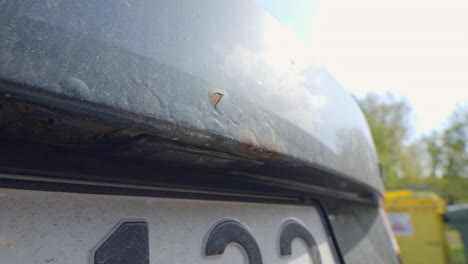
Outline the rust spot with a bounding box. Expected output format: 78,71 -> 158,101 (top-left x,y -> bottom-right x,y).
235,144 -> 281,160
210,93 -> 224,108
16,102 -> 38,113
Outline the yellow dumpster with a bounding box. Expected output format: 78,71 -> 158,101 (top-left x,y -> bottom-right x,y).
384,190 -> 449,264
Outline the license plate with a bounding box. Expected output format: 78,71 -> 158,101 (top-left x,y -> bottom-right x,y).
0,188 -> 339,263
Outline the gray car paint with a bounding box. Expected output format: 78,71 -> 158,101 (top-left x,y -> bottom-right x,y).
0,0 -> 383,194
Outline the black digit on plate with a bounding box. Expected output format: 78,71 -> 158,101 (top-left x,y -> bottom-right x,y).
279,220 -> 322,264
94,222 -> 149,264
204,220 -> 263,264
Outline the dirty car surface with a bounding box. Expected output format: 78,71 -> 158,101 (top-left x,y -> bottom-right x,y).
0,1 -> 398,263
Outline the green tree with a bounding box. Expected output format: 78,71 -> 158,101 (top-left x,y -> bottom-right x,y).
357,93 -> 423,189
399,142 -> 426,186
357,93 -> 467,203
424,131 -> 444,178
425,105 -> 468,204
443,105 -> 468,179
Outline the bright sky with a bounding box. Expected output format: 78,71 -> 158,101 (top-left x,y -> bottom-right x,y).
258,0 -> 468,138
309,0 -> 468,137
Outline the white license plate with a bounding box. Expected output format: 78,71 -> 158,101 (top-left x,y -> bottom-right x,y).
0,188 -> 339,264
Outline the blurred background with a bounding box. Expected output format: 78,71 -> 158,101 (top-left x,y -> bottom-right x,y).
311,1 -> 468,263
260,0 -> 468,262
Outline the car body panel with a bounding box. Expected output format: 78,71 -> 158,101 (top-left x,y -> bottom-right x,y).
0,1 -> 400,263
0,0 -> 383,194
